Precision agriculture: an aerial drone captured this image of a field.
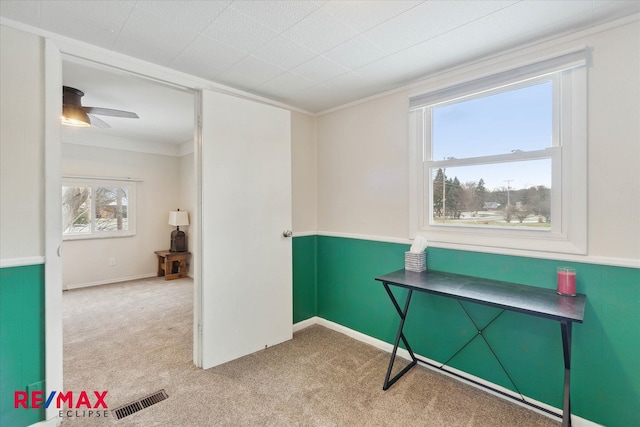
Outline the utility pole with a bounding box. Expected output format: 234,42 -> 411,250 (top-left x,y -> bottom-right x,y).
504,179 -> 514,206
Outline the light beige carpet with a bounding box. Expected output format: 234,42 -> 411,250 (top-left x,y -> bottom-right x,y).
62,277 -> 559,426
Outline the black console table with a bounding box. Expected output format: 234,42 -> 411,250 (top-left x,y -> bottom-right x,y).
375,269 -> 586,427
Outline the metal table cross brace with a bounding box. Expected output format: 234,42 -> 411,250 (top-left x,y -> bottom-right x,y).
376,269 -> 586,427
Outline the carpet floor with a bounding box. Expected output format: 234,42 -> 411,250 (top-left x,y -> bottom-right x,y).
62,276 -> 559,426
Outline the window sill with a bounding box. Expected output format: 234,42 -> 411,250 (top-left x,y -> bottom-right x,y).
417,225 -> 586,256
62,233 -> 136,241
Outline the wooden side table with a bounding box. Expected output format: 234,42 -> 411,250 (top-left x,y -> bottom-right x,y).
154,250 -> 190,280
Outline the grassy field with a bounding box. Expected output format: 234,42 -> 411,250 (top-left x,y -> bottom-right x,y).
435,214 -> 551,228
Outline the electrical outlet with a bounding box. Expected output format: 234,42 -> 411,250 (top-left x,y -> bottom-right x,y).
109,257 -> 116,266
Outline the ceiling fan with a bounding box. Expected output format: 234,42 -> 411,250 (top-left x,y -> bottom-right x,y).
62,86 -> 139,128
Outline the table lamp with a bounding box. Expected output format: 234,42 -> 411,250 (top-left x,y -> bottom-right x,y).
168,209 -> 189,252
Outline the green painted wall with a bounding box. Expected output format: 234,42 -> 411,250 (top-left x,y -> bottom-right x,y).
312,235 -> 640,427
292,235 -> 317,323
2,238 -> 637,426
0,264 -> 46,427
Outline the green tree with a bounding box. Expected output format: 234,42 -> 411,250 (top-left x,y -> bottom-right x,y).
474,178 -> 486,212
448,177 -> 462,219
433,168 -> 445,218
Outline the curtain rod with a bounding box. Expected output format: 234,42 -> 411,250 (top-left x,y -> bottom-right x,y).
62,175 -> 143,182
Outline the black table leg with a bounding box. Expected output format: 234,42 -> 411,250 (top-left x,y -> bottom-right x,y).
382,283 -> 417,390
561,321 -> 572,427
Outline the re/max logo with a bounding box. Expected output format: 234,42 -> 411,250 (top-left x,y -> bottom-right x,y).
14,391 -> 108,409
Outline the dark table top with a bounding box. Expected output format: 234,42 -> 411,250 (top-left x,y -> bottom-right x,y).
375,269 -> 585,323
154,250 -> 191,257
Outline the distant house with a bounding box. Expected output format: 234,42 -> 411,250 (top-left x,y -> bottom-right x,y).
484,202 -> 501,210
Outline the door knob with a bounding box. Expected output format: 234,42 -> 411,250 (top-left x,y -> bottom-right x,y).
282,230 -> 293,238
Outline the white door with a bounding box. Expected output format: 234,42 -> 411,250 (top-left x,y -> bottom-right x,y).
200,90 -> 292,369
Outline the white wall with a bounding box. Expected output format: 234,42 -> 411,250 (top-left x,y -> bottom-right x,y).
178,152 -> 195,214
585,20 -> 640,261
61,143 -> 182,287
291,111 -> 317,233
5,15 -> 637,270
178,150 -> 195,275
0,26 -> 44,263
317,93 -> 409,239
316,17 -> 640,264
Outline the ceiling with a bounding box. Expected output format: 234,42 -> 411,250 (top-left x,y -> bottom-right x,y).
61,58 -> 195,147
1,1 -> 639,146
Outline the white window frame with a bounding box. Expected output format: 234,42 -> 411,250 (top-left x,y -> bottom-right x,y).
409,48 -> 587,255
62,177 -> 137,240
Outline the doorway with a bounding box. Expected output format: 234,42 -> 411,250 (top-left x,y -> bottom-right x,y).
59,58 -> 196,291
56,55 -> 200,393
45,40 -> 294,424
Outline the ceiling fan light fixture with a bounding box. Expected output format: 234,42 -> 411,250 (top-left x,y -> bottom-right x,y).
61,85 -> 138,129
61,105 -> 90,127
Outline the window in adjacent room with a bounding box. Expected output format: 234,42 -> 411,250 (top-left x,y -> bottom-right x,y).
409,48 -> 587,254
62,178 -> 136,240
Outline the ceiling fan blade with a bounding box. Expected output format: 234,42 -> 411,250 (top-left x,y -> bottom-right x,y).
84,106 -> 139,118
88,114 -> 111,129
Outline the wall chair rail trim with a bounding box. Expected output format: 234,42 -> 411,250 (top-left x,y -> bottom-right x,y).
313,232 -> 640,269
0,256 -> 46,268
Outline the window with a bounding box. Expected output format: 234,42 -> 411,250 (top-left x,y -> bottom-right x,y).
427,78 -> 555,229
62,178 -> 136,240
409,48 -> 587,254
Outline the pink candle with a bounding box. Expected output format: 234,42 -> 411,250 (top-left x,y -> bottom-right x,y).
557,267 -> 576,296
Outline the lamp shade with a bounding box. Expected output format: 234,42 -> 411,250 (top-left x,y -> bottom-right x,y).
61,105 -> 91,127
168,210 -> 189,227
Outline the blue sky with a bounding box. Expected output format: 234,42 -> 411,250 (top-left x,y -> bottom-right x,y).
432,81 -> 553,190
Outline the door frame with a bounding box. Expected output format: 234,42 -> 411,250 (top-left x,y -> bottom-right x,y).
43,34 -> 297,421
43,39 -> 208,422
43,39 -> 64,423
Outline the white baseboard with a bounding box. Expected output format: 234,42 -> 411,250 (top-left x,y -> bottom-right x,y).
293,316 -> 320,332
295,316 -> 602,427
63,273 -> 158,290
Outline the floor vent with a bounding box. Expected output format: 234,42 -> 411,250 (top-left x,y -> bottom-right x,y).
111,389 -> 169,420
